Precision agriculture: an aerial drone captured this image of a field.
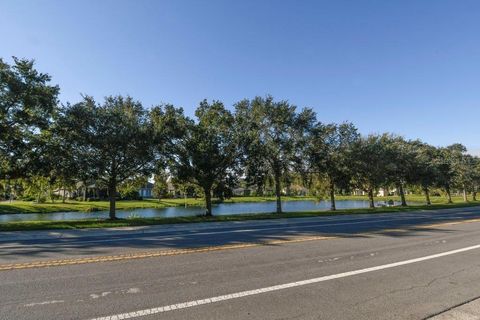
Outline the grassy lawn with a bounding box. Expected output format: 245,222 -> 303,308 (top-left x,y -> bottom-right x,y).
0,198 -> 479,232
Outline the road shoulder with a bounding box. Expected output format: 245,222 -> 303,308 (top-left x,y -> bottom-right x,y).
429,297 -> 480,319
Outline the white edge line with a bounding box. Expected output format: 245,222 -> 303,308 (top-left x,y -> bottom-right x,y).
88,243 -> 480,320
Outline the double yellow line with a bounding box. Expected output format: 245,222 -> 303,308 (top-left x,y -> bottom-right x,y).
2,217 -> 480,272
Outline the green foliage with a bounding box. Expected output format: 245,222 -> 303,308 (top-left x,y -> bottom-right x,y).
58,95 -> 155,218
235,95 -> 316,213
350,134 -> 392,206
161,100 -> 240,216
0,57 -> 59,178
2,57 -> 480,220
306,122 -> 359,209
118,176 -> 147,200
152,170 -> 169,200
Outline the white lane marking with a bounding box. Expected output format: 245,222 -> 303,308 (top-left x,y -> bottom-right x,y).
24,300 -> 64,307
90,288 -> 141,299
88,243 -> 480,320
126,288 -> 141,294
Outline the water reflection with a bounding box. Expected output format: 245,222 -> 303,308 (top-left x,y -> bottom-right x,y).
0,200 -> 409,222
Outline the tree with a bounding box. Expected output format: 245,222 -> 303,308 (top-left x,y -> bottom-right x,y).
454,153 -> 478,202
410,141 -> 438,205
118,176 -> 147,200
306,122 -> 359,210
472,157 -> 480,201
383,135 -> 417,207
434,144 -> 466,203
152,170 -> 169,201
351,134 -> 391,208
163,100 -> 239,216
235,96 -> 316,213
59,95 -> 154,219
0,57 -> 59,179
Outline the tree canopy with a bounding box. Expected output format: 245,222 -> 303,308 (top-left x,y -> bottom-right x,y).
58,95 -> 154,218
2,57 -> 479,215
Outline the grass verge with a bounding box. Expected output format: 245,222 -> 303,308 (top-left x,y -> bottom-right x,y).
1,201 -> 479,232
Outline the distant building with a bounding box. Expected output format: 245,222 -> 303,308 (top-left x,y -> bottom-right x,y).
138,182 -> 154,198
352,189 -> 366,196
232,187 -> 252,196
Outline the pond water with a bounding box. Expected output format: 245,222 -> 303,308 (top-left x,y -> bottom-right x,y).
0,200 -> 411,222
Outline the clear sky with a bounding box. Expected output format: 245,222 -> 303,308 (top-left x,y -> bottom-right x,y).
1,0 -> 479,154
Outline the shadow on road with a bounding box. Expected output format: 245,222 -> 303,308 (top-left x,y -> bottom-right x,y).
0,207 -> 479,262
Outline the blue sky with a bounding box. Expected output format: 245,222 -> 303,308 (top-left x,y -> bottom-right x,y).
1,0 -> 479,154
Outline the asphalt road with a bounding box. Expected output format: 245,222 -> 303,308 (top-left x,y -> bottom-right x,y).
1,206 -> 480,319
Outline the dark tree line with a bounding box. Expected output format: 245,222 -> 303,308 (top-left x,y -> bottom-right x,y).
2,58 -> 479,218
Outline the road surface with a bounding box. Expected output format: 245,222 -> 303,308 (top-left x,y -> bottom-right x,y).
1,206 -> 480,319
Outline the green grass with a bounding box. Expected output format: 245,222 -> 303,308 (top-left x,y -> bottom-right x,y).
0,199 -> 479,232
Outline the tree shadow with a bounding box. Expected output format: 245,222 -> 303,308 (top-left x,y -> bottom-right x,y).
0,208 -> 479,263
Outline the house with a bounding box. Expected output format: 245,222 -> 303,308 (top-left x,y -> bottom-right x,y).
138,182 -> 154,198
377,188 -> 388,197
232,187 -> 252,196
352,189 -> 366,196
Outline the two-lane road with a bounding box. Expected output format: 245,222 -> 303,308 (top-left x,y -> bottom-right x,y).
1,206 -> 480,319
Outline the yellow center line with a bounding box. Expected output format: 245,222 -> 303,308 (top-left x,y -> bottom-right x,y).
1,217 -> 480,271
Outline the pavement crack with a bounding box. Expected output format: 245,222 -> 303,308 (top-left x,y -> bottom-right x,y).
353,267 -> 471,307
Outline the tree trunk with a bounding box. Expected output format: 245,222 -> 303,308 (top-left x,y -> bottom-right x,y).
329,178 -> 336,211
50,183 -> 55,203
62,187 -> 66,203
463,186 -> 468,202
204,187 -> 212,217
368,188 -> 375,208
446,186 -> 452,203
184,188 -> 187,208
274,170 -> 282,214
424,187 -> 431,205
108,182 -> 117,220
473,191 -> 477,202
398,183 -> 407,206
83,185 -> 87,201
6,178 -> 11,202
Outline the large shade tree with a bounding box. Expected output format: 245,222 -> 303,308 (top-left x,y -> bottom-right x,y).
59,95 -> 154,219
163,100 -> 240,216
383,135 -> 417,207
0,57 -> 59,180
410,141 -> 438,205
235,96 -> 316,213
351,134 -> 391,208
454,153 -> 478,202
472,157 -> 480,201
434,144 -> 466,203
306,122 -> 359,210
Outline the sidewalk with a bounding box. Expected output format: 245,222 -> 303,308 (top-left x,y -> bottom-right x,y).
430,298 -> 480,320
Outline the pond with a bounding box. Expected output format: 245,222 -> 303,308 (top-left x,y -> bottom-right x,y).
0,200 -> 410,222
